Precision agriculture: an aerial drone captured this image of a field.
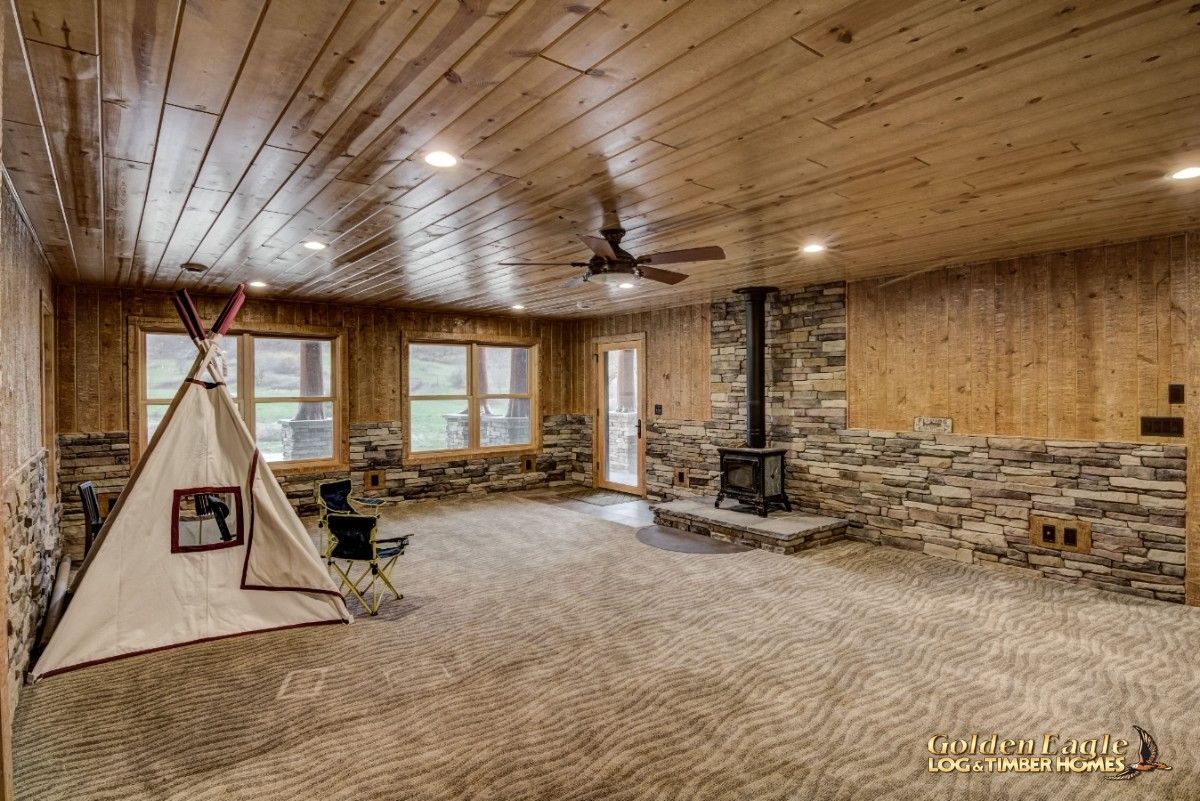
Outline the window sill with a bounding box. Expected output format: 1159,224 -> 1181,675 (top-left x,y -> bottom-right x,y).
271,459 -> 348,477
402,446 -> 537,466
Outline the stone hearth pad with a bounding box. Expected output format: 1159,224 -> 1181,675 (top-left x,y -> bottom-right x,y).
651,498 -> 847,555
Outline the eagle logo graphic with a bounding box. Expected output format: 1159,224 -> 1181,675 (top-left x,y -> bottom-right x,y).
1106,726 -> 1172,780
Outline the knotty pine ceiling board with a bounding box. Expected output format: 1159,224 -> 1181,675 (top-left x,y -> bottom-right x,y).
2,0 -> 1198,318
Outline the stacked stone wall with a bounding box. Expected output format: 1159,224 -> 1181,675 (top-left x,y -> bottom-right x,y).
4,450 -> 57,705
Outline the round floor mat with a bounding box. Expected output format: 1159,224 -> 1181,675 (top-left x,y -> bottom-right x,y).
635,524 -> 751,554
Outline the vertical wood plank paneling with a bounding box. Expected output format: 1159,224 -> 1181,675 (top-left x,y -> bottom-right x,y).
1105,242 -> 1138,440
1046,251 -> 1076,435
1074,247 -> 1104,440
1185,231 -> 1200,606
944,268 -> 970,429
847,233 -> 1191,442
57,285 -> 657,431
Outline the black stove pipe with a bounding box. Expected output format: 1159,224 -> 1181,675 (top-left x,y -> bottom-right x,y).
733,286 -> 777,449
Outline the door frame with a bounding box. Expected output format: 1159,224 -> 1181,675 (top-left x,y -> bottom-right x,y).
592,333 -> 647,496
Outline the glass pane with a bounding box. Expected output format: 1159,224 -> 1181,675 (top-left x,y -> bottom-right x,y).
479,400 -> 530,448
254,338 -> 332,397
174,489 -> 242,550
604,348 -> 639,487
410,399 -> 470,452
146,403 -> 169,441
256,401 -> 333,462
476,346 -> 529,396
146,333 -> 238,398
409,344 -> 468,396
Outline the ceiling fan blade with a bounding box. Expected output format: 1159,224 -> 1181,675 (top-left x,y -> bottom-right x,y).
638,246 -> 725,265
563,275 -> 588,289
499,261 -> 588,267
637,266 -> 689,285
579,234 -> 616,260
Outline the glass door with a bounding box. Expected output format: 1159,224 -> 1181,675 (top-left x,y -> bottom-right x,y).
595,336 -> 645,495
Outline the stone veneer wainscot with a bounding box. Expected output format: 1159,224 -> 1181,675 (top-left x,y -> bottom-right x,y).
56,415 -> 593,559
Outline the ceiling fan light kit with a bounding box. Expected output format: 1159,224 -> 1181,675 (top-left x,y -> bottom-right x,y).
499,224 -> 725,290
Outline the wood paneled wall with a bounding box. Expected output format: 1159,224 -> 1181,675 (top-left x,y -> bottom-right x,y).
573,304 -> 711,421
55,285 -> 586,433
0,177 -> 53,478
847,233 -> 1195,441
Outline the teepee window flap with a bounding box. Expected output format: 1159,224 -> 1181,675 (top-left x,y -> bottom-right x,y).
171,486 -> 245,553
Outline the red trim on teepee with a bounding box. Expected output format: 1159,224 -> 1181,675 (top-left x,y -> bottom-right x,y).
173,289 -> 206,341
239,449 -> 345,600
37,619 -> 348,679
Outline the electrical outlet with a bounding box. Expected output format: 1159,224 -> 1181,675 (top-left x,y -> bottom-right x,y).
98,492 -> 120,517
673,467 -> 690,488
521,455 -> 536,473
654,403 -> 663,415
362,469 -> 385,489
1029,515 -> 1091,554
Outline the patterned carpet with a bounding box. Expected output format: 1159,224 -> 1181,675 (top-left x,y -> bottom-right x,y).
13,494 -> 1200,800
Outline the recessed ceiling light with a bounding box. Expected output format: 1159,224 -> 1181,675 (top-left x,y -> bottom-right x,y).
511,304 -> 525,310
802,243 -> 826,254
1171,166 -> 1200,180
425,150 -> 458,168
248,281 -> 267,288
302,240 -> 326,250
618,282 -> 635,289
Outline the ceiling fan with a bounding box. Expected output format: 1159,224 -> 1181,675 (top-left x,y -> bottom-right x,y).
499,226 -> 725,288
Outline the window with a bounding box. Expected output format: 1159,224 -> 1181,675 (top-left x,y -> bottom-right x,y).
171,487 -> 243,552
137,327 -> 342,468
405,338 -> 538,459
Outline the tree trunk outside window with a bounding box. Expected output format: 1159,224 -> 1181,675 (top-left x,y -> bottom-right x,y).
295,341 -> 326,420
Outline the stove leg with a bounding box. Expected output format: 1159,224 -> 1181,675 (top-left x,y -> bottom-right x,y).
781,496 -> 792,512
714,492 -> 723,509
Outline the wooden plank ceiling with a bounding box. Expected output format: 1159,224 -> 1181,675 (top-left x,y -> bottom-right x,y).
3,0 -> 1199,317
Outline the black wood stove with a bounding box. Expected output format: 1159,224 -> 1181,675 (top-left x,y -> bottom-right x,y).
714,286 -> 792,517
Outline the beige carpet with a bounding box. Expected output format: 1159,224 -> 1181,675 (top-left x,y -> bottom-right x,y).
13,494 -> 1200,800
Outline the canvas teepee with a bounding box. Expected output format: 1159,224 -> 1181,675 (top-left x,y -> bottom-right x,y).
33,286 -> 350,680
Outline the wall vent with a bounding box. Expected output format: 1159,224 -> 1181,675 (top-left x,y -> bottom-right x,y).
1140,416 -> 1184,437
1029,515 -> 1091,554
673,467 -> 690,488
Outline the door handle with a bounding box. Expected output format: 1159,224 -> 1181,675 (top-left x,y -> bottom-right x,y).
637,419 -> 642,439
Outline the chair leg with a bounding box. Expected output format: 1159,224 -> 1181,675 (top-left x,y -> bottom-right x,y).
327,557 -> 402,615
329,561 -> 371,611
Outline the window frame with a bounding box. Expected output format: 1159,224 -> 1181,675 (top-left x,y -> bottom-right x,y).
130,318 -> 348,475
402,332 -> 540,464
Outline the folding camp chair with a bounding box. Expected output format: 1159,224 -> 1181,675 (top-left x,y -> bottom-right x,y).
194,493 -> 233,542
315,478 -> 385,529
324,513 -> 408,615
